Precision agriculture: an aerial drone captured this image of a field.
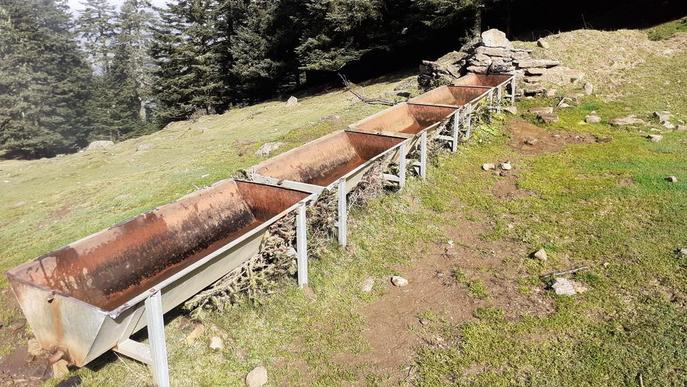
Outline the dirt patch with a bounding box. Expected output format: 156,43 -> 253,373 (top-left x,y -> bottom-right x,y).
0,346 -> 52,386
336,213 -> 553,383
506,119 -> 600,155
492,174 -> 536,201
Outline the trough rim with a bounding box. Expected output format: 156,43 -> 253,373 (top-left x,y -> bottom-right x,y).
6,180 -> 314,319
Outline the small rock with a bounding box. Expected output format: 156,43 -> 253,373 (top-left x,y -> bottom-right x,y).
86,140 -> 114,151
209,336 -> 224,351
537,112 -> 559,124
583,82 -> 594,95
537,38 -> 550,49
529,106 -> 554,115
559,102 -> 571,108
610,115 -> 645,126
27,338 -> 44,356
481,28 -> 513,49
503,106 -> 518,115
245,366 -> 268,387
482,163 -> 496,171
679,248 -> 687,257
391,276 -> 409,287
666,176 -> 678,183
52,359 -> 70,379
419,318 -> 429,326
516,59 -> 560,68
663,121 -> 676,130
533,248 -> 548,262
255,142 -> 284,157
524,138 -> 538,145
285,96 -> 298,107
185,324 -> 205,345
361,277 -> 375,293
654,111 -> 671,123
677,125 -> 687,131
525,68 -> 546,76
545,89 -> 558,98
585,114 -> 601,124
500,162 -> 512,171
136,143 -> 152,152
551,278 -> 576,296
648,134 -> 663,142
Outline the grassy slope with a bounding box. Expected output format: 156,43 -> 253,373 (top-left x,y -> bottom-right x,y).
1,23 -> 686,386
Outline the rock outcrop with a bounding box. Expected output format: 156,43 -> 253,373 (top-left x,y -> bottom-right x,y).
419,29 -> 579,97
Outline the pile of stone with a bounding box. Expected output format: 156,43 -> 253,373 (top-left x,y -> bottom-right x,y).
418,29 -> 582,97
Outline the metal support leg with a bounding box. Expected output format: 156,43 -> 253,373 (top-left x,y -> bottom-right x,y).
398,142 -> 407,189
451,110 -> 460,153
465,105 -> 473,141
511,80 -> 516,105
488,89 -> 494,111
337,178 -> 347,247
496,86 -> 503,113
145,291 -> 170,387
419,131 -> 427,180
296,201 -> 308,287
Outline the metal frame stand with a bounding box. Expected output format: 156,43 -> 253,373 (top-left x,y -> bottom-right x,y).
337,178 -> 347,247
464,104 -> 473,141
496,86 -> 503,113
296,201 -> 308,287
398,142 -> 407,189
419,131 -> 427,180
510,79 -> 516,105
113,291 -> 170,387
451,110 -> 461,153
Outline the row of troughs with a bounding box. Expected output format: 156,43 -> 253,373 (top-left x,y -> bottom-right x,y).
6,73 -> 515,386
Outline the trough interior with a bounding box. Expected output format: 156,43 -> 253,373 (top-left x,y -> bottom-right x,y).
453,73 -> 512,87
351,103 -> 455,136
411,86 -> 488,107
253,131 -> 404,187
7,181 -> 308,311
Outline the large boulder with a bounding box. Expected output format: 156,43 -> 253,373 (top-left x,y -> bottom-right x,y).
481,29 -> 513,49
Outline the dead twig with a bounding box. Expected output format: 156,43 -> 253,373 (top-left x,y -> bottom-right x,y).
540,266 -> 589,279
338,74 -> 394,106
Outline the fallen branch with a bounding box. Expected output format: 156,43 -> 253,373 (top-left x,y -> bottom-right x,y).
338,74 -> 394,106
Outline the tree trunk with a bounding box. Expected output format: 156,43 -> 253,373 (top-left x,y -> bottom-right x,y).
138,97 -> 147,123
472,3 -> 483,37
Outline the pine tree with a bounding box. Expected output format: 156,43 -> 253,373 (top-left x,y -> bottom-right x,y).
77,0 -> 116,73
150,0 -> 226,125
114,0 -> 155,124
0,0 -> 94,158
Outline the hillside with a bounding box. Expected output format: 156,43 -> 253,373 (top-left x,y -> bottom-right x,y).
1,22 -> 687,385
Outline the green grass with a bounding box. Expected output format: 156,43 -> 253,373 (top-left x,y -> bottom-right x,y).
2,25 -> 687,386
647,17 -> 687,41
452,268 -> 489,299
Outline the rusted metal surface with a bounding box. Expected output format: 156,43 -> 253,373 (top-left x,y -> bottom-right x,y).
252,130 -> 404,187
6,181 -> 309,366
409,86 -> 490,108
348,103 -> 456,136
453,73 -> 513,87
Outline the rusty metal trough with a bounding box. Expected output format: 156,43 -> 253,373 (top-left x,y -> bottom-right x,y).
348,102 -> 457,178
6,180 -> 311,385
453,73 -> 516,111
250,130 -> 407,246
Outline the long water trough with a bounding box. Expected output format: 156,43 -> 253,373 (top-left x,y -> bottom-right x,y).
249,130 -> 407,247
6,180 -> 311,385
348,102 -> 457,178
